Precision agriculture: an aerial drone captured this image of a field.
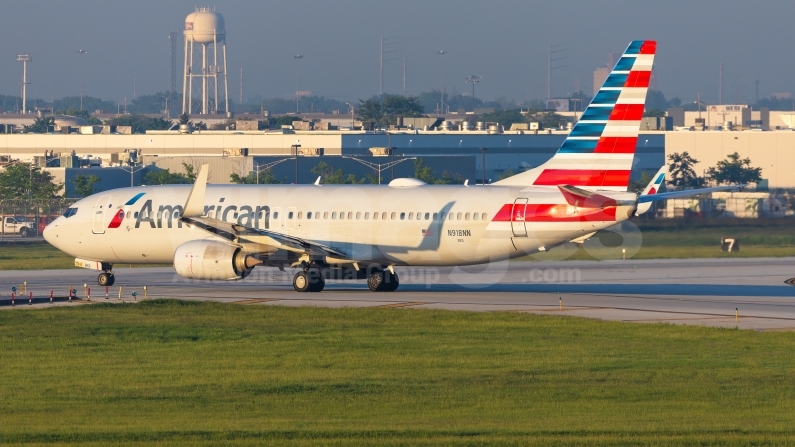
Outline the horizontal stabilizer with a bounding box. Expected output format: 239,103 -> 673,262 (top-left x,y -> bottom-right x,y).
638,185 -> 745,203
558,185 -> 634,208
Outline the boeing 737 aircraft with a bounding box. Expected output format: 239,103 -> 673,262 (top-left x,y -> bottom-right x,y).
43,40 -> 736,292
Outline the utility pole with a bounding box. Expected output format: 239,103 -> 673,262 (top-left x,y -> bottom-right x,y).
437,50 -> 447,114
294,54 -> 303,114
291,144 -> 301,183
17,55 -> 30,114
76,49 -> 88,110
547,43 -> 567,100
379,36 -> 400,95
403,56 -> 406,94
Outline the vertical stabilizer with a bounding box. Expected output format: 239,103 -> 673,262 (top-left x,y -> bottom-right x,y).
495,40 -> 656,190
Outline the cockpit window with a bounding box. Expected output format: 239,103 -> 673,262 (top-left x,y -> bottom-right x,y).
63,208 -> 78,218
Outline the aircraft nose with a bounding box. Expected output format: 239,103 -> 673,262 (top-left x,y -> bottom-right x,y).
43,219 -> 56,245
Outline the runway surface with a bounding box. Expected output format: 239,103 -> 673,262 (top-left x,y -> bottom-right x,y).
3,257 -> 795,330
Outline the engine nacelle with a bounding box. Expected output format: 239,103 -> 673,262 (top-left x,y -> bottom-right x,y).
173,240 -> 259,280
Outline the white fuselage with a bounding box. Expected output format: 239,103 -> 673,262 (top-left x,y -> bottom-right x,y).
44,183 -> 636,268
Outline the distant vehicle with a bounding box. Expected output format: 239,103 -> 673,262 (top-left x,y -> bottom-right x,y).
2,215 -> 36,237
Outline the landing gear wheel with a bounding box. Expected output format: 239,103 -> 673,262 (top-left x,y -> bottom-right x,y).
98,272 -> 114,287
293,271 -> 311,292
368,271 -> 385,292
306,268 -> 325,292
383,271 -> 399,292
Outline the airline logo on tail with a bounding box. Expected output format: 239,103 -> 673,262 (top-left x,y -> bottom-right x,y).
495,40 -> 656,191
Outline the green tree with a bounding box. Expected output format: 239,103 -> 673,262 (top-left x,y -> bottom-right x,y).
707,152 -> 762,185
525,111 -> 570,129
311,162 -> 367,184
56,109 -> 102,125
667,152 -> 703,188
178,113 -> 191,125
230,168 -> 282,184
71,174 -> 101,198
413,158 -> 464,185
480,109 -> 525,127
181,163 -> 197,183
105,115 -> 173,133
143,168 -> 191,185
357,94 -> 424,127
0,163 -> 63,200
22,116 -> 55,133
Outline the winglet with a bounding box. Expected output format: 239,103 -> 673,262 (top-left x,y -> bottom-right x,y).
635,166 -> 667,216
183,164 -> 209,217
314,176 -> 321,186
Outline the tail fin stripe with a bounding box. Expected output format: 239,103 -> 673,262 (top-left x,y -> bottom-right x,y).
609,104 -> 645,121
534,169 -> 630,187
604,73 -> 629,87
625,71 -> 651,88
580,107 -> 614,121
570,124 -> 606,137
592,90 -> 621,105
614,57 -> 636,71
594,137 -> 637,154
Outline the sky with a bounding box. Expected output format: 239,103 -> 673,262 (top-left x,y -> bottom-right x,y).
1,0 -> 793,106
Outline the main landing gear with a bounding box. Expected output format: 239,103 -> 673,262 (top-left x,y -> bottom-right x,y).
291,264 -> 399,293
367,269 -> 399,292
97,263 -> 115,287
292,264 -> 325,292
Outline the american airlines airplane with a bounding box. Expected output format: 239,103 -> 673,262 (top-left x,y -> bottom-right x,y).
43,40 -> 735,293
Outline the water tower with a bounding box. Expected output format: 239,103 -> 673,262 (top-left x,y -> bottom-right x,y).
182,7 -> 229,115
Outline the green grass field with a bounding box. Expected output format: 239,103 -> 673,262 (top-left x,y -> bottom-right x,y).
2,301 -> 795,445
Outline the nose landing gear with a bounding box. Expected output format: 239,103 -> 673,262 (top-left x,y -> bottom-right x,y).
97,263 -> 115,287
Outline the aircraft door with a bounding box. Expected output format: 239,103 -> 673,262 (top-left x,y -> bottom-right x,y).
511,198 -> 528,237
92,195 -> 112,234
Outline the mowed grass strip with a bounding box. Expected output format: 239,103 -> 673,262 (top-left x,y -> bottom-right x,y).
2,301 -> 795,445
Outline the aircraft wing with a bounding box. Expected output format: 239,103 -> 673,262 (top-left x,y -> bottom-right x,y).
179,164 -> 349,260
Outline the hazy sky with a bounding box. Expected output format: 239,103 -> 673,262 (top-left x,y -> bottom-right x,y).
1,0 -> 793,105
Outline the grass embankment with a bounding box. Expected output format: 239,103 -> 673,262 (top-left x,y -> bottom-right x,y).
531,218 -> 795,261
2,301 -> 795,445
0,242 -> 170,270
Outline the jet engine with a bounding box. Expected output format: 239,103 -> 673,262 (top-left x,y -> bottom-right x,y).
173,240 -> 261,280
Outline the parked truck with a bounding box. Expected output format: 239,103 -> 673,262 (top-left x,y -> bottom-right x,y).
2,215 -> 37,237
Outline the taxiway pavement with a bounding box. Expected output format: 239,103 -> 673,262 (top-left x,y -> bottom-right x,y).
2,257 -> 795,330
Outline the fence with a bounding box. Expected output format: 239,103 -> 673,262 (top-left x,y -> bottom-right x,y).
0,198 -> 79,240
658,192 -> 795,219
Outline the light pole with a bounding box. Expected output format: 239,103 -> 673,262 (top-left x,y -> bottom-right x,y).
291,144 -> 301,183
17,55 -> 30,114
76,50 -> 88,110
465,75 -> 481,112
293,54 -> 303,114
437,50 -> 447,115
342,156 -> 417,184
695,93 -> 709,129
252,157 -> 294,184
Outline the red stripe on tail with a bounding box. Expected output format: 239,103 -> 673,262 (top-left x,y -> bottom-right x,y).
534,169 -> 631,187
625,71 -> 651,88
608,104 -> 644,121
593,137 -> 638,154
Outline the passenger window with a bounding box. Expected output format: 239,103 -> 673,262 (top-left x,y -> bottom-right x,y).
449,213 -> 454,220
465,213 -> 470,220
473,213 -> 479,221
288,212 -> 294,219
347,212 -> 352,220
356,212 -> 361,220
315,211 -> 319,219
440,212 -> 445,220
174,211 -> 179,218
332,212 -> 337,219
134,212 -> 139,219
340,212 -> 345,220
391,212 -> 397,220
307,212 -> 312,219
373,212 -> 378,220
273,212 -> 279,219
383,212 -> 388,220
400,212 -> 406,220
424,212 -> 430,220
297,212 -> 303,219
324,212 -> 328,219
482,213 -> 487,220
408,212 -> 413,220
